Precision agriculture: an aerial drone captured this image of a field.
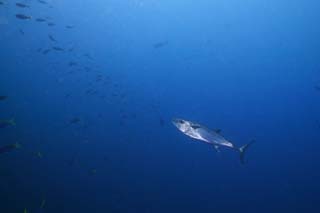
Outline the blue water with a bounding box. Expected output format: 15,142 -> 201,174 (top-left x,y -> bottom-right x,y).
1,0 -> 320,212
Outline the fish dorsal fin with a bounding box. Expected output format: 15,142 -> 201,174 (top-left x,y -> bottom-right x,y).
214,129 -> 222,134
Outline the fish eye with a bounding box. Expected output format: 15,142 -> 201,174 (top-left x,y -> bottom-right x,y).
179,120 -> 184,124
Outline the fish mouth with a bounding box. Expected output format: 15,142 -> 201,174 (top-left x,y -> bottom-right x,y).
172,118 -> 179,123
172,118 -> 181,124
172,118 -> 180,127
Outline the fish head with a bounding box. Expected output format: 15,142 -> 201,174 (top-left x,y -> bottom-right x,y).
172,118 -> 191,133
172,118 -> 204,140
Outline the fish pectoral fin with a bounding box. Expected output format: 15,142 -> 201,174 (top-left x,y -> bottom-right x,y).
214,145 -> 220,152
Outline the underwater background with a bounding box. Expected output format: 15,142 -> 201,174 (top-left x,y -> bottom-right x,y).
1,0 -> 320,212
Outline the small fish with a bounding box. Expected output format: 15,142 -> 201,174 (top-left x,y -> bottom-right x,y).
16,14 -> 31,20
16,3 -> 29,8
153,41 -> 168,49
19,29 -> 25,35
68,61 -> 77,66
35,151 -> 43,158
52,47 -> 64,51
0,143 -> 21,154
0,118 -> 16,128
0,96 -> 8,101
47,22 -> 55,26
48,34 -> 56,42
35,18 -> 46,22
69,117 -> 80,124
84,67 -> 91,72
83,53 -> 93,60
96,75 -> 103,81
89,169 -> 97,175
0,2 -> 4,6
40,199 -> 46,209
65,25 -> 74,29
172,118 -> 255,164
42,49 -> 51,54
86,89 -> 92,94
38,0 -> 47,4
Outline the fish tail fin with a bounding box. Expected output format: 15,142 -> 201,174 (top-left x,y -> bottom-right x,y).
239,140 -> 255,164
9,118 -> 16,126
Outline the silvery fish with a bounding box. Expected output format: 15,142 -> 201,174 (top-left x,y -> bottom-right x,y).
172,118 -> 254,164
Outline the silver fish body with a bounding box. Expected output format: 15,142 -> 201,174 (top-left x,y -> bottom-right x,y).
172,118 -> 254,164
172,118 -> 234,148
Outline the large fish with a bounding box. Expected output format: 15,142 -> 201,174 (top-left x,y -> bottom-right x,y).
172,118 -> 254,164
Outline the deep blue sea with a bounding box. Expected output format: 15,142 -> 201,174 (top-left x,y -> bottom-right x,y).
1,0 -> 320,212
